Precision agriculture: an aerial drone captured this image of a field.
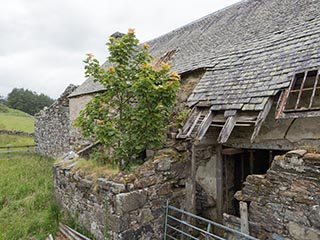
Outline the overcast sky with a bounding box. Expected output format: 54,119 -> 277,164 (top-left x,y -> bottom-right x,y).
0,0 -> 240,99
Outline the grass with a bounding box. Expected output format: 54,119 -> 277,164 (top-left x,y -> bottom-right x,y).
68,158 -> 119,181
0,154 -> 59,239
0,134 -> 34,147
0,104 -> 34,133
0,115 -> 34,133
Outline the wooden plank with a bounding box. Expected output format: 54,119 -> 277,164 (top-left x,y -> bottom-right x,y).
295,71 -> 308,109
309,72 -> 319,108
186,111 -> 202,137
195,110 -> 215,141
279,74 -> 296,115
216,144 -> 223,224
251,98 -> 273,142
279,109 -> 320,119
185,144 -> 197,229
217,114 -> 237,144
180,107 -> 199,136
240,201 -> 249,235
222,148 -> 244,155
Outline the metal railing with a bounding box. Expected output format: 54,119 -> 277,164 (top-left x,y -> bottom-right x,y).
164,201 -> 258,240
0,145 -> 35,154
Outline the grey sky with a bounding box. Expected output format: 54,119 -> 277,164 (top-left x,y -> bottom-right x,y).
0,0 -> 240,99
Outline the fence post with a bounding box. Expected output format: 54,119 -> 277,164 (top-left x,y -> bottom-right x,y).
240,201 -> 249,235
6,146 -> 10,158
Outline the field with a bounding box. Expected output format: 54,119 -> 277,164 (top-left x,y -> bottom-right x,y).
0,104 -> 34,147
0,154 -> 59,239
0,104 -> 34,133
0,105 -> 58,239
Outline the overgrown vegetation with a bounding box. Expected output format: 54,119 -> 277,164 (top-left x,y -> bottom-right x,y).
0,154 -> 58,239
61,158 -> 119,181
76,29 -> 180,170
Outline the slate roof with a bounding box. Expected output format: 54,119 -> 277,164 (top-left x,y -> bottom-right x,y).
69,0 -> 320,112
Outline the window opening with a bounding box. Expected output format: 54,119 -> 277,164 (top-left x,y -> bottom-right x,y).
283,70 -> 320,112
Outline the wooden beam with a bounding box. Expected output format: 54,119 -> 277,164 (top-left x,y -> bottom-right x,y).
279,109 -> 320,119
251,98 -> 273,143
295,71 -> 308,109
216,144 -> 223,224
185,144 -> 196,213
309,72 -> 320,108
177,107 -> 199,138
222,148 -> 244,155
240,201 -> 249,235
217,113 -> 237,144
195,110 -> 215,142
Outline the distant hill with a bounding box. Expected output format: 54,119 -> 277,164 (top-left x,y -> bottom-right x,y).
0,104 -> 34,133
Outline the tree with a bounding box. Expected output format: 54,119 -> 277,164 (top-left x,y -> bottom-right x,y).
6,88 -> 54,115
75,29 -> 180,169
0,95 -> 5,104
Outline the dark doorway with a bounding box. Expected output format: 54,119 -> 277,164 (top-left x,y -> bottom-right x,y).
222,148 -> 286,216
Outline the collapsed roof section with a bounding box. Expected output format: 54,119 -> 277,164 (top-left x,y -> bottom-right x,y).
69,0 -> 320,143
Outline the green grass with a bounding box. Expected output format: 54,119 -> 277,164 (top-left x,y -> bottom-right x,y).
0,154 -> 59,239
0,134 -> 34,147
0,115 -> 34,133
0,104 -> 32,117
0,104 -> 34,133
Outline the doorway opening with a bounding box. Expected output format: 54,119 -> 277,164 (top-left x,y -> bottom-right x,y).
222,148 -> 286,216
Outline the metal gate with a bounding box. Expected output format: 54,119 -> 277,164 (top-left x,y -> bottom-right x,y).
164,201 -> 258,240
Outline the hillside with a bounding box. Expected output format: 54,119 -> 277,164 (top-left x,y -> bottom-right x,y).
0,104 -> 34,146
0,104 -> 34,133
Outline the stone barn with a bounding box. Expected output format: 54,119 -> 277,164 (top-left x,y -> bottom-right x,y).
41,0 -> 320,239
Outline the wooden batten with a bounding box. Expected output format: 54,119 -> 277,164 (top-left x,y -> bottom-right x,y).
217,112 -> 237,144
195,110 -> 215,142
251,98 -> 273,142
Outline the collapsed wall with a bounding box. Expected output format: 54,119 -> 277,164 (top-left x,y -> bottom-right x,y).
34,84 -> 77,158
226,150 -> 320,240
54,144 -> 190,240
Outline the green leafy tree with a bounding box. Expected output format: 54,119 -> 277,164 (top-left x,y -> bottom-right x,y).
75,29 -> 180,169
6,88 -> 54,115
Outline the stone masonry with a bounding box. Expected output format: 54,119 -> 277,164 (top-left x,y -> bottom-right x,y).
233,150 -> 320,240
34,84 -> 77,158
54,146 -> 190,240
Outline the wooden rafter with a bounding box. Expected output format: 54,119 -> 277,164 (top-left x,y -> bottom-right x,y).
217,111 -> 237,144
195,110 -> 215,142
251,98 -> 273,142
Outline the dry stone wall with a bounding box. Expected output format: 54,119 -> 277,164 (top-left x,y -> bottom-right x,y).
34,84 -> 77,158
0,130 -> 34,137
233,149 -> 320,240
54,145 -> 190,240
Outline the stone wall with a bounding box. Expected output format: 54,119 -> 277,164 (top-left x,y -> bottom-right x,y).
0,129 -> 34,137
34,84 -> 77,158
54,144 -> 190,240
232,149 -> 320,240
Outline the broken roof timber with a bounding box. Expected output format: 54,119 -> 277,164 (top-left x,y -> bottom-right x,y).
250,98 -> 273,143
217,112 -> 237,144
